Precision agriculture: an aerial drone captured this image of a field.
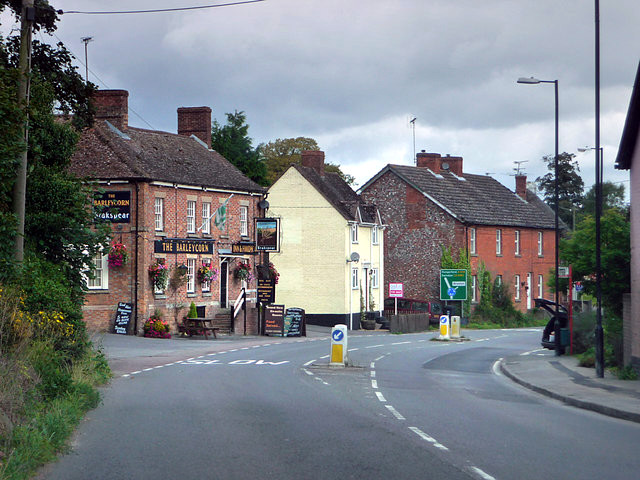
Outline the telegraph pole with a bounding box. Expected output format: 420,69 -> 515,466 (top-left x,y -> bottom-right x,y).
12,0 -> 35,264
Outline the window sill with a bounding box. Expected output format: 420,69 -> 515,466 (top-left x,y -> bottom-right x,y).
202,292 -> 212,297
155,231 -> 167,237
87,289 -> 109,293
187,233 -> 198,237
496,254 -> 503,257
154,294 -> 166,299
515,254 -> 522,258
187,293 -> 196,298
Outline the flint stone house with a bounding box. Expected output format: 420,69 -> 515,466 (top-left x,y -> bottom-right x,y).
267,151 -> 384,329
69,89 -> 266,335
615,60 -> 640,371
360,152 -> 557,313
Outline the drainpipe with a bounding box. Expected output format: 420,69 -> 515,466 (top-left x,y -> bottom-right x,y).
133,181 -> 140,334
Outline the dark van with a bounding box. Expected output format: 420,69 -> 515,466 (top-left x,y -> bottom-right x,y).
383,298 -> 443,325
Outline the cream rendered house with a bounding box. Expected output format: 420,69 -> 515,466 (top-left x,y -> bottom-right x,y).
267,151 -> 384,329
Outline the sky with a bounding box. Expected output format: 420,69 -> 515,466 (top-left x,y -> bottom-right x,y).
2,0 -> 638,198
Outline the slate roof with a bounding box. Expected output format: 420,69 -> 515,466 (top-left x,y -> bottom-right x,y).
68,120 -> 265,193
364,164 -> 556,229
615,60 -> 640,170
292,164 -> 379,223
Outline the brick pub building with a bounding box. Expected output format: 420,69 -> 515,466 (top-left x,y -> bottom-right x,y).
69,90 -> 266,335
360,152 -> 558,313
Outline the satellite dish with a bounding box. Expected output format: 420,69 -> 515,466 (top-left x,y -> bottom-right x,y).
350,252 -> 360,262
258,199 -> 269,210
441,162 -> 450,170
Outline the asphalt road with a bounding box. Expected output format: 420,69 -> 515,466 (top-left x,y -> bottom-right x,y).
38,329 -> 640,480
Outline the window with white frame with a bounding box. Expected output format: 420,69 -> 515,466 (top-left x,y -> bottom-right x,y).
187,258 -> 196,293
538,274 -> 543,298
470,227 -> 477,254
496,275 -> 502,286
153,258 -> 166,295
351,267 -> 359,289
372,225 -> 379,245
538,231 -> 544,256
496,229 -> 502,255
201,202 -> 211,234
371,268 -> 379,288
472,275 -> 477,302
514,274 -> 521,301
201,258 -> 212,292
154,197 -> 164,231
87,253 -> 108,290
240,206 -> 248,236
351,223 -> 358,243
514,230 -> 521,256
187,200 -> 196,233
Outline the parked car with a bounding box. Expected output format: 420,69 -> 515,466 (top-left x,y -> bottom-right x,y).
382,298 -> 443,325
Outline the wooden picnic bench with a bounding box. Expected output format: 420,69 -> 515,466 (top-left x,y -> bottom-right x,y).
178,317 -> 219,340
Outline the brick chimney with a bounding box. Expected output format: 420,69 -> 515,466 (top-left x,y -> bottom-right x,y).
93,90 -> 129,131
301,150 -> 325,175
515,175 -> 527,200
416,151 -> 442,173
443,155 -> 463,176
177,106 -> 212,148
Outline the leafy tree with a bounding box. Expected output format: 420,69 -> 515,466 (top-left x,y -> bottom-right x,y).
259,137 -> 356,186
536,152 -> 584,226
560,209 -> 630,316
580,181 -> 627,218
211,111 -> 267,186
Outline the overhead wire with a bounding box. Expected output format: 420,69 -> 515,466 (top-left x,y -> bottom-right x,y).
61,1 -> 265,15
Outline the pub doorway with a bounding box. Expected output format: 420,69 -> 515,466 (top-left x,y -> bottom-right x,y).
220,260 -> 228,308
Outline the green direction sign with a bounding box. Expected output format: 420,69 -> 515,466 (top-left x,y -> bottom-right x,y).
440,269 -> 468,301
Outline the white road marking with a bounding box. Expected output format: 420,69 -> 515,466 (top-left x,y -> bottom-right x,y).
303,369 -> 314,376
385,405 -> 405,420
469,466 -> 497,480
142,368 -> 153,372
348,348 -> 359,352
520,348 -> 545,356
374,355 -> 386,361
320,355 -> 329,359
375,391 -> 386,402
366,344 -> 384,349
371,379 -> 378,389
408,427 -> 449,450
492,359 -> 503,376
303,359 -> 315,366
370,362 -> 375,369
131,371 -> 141,375
370,371 -> 376,378
392,341 -> 411,345
122,374 -> 130,377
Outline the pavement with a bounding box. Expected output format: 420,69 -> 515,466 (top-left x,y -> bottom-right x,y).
90,327 -> 640,424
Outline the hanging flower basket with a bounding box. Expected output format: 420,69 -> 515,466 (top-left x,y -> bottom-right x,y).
149,261 -> 169,290
108,241 -> 129,268
234,260 -> 254,284
197,263 -> 218,283
268,262 -> 280,284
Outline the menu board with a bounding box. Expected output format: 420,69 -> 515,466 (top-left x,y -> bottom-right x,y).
257,278 -> 275,305
284,307 -> 305,337
114,302 -> 133,335
264,304 -> 285,336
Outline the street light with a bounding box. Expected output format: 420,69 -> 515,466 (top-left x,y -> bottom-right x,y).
577,145 -> 604,376
517,76 -> 563,356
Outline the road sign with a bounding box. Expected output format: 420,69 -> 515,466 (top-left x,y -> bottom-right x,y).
332,330 -> 344,342
440,269 -> 467,300
575,282 -> 583,292
558,266 -> 570,278
389,282 -> 404,298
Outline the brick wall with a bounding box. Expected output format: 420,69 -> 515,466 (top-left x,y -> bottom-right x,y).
82,181 -> 262,335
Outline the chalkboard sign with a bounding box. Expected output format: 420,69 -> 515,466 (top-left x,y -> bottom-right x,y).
264,304 -> 285,336
114,302 -> 133,335
285,307 -> 305,337
257,278 -> 275,305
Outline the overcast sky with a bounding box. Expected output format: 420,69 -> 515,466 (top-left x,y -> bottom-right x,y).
2,1 -> 638,197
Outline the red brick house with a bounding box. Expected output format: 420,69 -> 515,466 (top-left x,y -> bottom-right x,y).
360,151 -> 557,313
69,90 -> 266,335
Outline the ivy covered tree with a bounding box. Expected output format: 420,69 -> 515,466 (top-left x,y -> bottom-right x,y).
535,152 -> 584,226
211,111 -> 268,186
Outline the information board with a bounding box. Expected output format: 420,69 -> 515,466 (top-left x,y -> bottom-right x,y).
284,307 -> 305,337
257,278 -> 275,304
440,269 -> 468,301
114,302 -> 133,335
264,304 -> 285,336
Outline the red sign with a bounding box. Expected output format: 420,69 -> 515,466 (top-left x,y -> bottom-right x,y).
389,282 -> 404,298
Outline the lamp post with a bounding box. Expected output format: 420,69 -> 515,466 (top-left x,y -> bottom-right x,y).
578,145 -> 604,376
517,76 -> 563,356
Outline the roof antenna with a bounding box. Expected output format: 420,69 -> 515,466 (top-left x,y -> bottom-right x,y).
81,36 -> 93,82
512,160 -> 528,176
408,116 -> 417,165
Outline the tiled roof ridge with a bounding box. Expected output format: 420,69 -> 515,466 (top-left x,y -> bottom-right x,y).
93,122 -> 149,178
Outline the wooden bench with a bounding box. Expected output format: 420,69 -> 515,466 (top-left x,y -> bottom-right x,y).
179,317 -> 219,339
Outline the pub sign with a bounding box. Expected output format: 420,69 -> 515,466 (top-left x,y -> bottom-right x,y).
255,218 -> 280,252
154,238 -> 215,255
94,191 -> 131,223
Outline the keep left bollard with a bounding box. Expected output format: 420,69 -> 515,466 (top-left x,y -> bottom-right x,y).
450,316 -> 460,338
439,315 -> 450,340
330,324 -> 348,366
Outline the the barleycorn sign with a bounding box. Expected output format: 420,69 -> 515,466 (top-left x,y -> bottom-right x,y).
94,191 -> 131,223
154,238 -> 215,255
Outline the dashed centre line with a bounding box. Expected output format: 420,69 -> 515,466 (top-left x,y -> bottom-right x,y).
385,405 -> 405,420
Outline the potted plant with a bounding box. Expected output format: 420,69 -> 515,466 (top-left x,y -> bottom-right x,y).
268,262 -> 280,284
108,241 -> 128,268
143,312 -> 171,338
234,260 -> 254,283
197,262 -> 218,283
360,286 -> 375,330
148,261 -> 169,291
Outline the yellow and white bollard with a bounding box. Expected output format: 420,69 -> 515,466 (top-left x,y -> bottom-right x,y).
330,324 -> 348,366
450,316 -> 460,338
439,315 -> 450,340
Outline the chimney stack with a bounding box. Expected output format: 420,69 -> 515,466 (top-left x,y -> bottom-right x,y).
93,90 -> 129,131
416,151 -> 442,173
178,106 -> 212,148
515,175 -> 527,200
301,150 -> 325,175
